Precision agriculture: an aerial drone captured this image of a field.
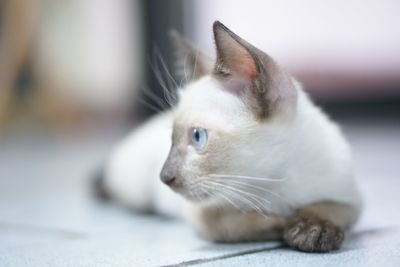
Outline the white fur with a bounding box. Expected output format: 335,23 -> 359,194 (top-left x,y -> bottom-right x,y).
104,111 -> 186,217
104,76 -> 362,220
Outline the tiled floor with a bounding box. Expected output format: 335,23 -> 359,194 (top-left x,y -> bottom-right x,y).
0,118 -> 399,266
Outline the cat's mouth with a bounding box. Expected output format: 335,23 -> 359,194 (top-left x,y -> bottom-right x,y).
184,188 -> 211,202
170,183 -> 211,203
161,173 -> 212,202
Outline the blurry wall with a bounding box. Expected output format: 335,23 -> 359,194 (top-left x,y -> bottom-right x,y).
34,0 -> 143,114
0,0 -> 144,130
184,0 -> 400,102
1,0 -> 399,132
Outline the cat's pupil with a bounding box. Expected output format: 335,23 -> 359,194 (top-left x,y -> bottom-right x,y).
191,127 -> 208,151
194,129 -> 200,142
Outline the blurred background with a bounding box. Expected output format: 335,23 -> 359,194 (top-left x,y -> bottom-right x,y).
0,1 -> 400,264
1,0 -> 399,133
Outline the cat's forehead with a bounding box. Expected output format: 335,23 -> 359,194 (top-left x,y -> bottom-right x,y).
174,76 -> 250,129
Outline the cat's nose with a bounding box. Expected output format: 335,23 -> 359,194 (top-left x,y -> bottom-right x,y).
160,174 -> 176,186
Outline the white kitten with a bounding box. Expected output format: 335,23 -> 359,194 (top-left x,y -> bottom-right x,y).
101,21 -> 362,252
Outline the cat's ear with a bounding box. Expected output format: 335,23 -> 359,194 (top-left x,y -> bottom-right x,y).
213,21 -> 296,119
169,30 -> 213,83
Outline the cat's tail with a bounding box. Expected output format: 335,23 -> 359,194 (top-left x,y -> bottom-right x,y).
92,162 -> 111,201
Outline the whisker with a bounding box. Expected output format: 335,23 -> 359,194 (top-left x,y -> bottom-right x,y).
191,51 -> 198,80
218,187 -> 270,218
202,181 -> 255,211
183,53 -> 189,85
214,178 -> 288,205
209,174 -> 287,182
139,98 -> 162,113
200,180 -> 271,219
148,53 -> 175,107
178,53 -> 188,88
154,46 -> 179,89
194,189 -> 203,201
227,190 -> 265,214
141,86 -> 170,110
215,186 -> 261,213
200,183 -> 241,210
154,66 -> 174,107
205,180 -> 270,213
154,47 -> 179,100
196,186 -> 208,199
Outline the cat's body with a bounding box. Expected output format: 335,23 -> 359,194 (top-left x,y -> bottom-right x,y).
101,22 -> 362,252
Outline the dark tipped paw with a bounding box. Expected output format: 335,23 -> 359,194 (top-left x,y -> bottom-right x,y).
283,216 -> 344,252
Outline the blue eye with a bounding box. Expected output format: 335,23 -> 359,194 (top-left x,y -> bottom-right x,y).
191,127 -> 208,151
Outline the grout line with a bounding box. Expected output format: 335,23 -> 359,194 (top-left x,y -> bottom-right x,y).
160,244 -> 284,267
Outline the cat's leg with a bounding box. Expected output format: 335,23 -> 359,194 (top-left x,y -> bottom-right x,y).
188,202 -> 358,252
283,201 -> 360,252
187,205 -> 287,243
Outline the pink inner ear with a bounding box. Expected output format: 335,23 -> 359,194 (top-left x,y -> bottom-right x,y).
222,39 -> 257,81
232,53 -> 257,80
218,41 -> 258,95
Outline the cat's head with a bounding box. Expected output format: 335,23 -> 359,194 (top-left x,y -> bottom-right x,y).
160,21 -> 298,204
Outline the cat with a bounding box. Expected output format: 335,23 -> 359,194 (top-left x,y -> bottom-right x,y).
99,21 -> 362,252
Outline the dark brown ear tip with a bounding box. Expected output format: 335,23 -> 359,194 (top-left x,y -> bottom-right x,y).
213,20 -> 227,33
213,21 -> 237,41
213,20 -> 223,28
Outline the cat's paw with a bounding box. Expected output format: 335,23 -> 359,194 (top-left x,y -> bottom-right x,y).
283,216 -> 344,252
